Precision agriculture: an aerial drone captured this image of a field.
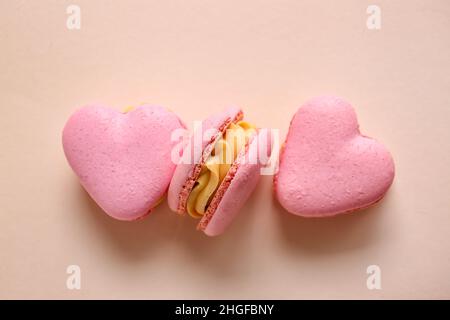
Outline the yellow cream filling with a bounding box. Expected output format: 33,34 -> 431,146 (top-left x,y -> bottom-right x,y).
123,106 -> 135,113
187,121 -> 256,218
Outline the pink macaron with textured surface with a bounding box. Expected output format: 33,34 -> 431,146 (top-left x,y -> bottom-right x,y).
62,104 -> 185,220
275,96 -> 395,217
168,107 -> 272,236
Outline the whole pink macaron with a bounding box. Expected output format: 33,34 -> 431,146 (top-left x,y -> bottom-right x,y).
168,107 -> 272,236
275,96 -> 395,217
62,104 -> 185,220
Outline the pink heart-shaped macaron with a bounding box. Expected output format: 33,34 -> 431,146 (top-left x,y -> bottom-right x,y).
62,105 -> 185,220
275,96 -> 395,217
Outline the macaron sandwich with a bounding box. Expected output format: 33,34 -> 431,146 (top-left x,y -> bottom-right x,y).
168,107 -> 272,236
274,96 -> 395,217
62,105 -> 185,220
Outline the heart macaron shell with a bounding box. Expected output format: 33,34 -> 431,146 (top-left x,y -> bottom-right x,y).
275,96 -> 395,217
62,105 -> 185,220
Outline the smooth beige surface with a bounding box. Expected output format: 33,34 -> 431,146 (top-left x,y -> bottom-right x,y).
1,0 -> 449,299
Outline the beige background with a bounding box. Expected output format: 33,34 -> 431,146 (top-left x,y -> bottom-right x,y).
1,0 -> 449,299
